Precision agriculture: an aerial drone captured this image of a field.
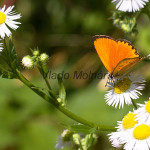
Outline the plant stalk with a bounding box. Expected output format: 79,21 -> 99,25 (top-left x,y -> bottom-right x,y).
15,69 -> 115,132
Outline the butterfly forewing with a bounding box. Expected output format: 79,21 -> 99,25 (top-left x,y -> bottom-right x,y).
93,35 -> 118,73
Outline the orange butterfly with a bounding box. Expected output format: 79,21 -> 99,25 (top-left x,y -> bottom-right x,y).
93,35 -> 144,79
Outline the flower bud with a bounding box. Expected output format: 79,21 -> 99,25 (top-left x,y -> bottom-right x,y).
22,55 -> 34,69
33,50 -> 39,56
121,24 -> 131,33
61,129 -> 73,142
55,129 -> 73,149
57,98 -> 65,106
72,133 -> 80,145
39,53 -> 49,63
113,19 -> 120,25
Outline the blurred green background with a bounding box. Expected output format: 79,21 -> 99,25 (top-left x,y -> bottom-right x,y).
0,0 -> 150,150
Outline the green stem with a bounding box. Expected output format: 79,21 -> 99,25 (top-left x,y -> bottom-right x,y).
134,10 -> 141,19
79,140 -> 84,150
38,64 -> 52,90
44,77 -> 52,90
39,67 -> 56,99
15,69 -> 115,132
131,99 -> 137,110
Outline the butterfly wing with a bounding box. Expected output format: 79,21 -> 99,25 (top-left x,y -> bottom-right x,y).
93,35 -> 140,74
112,57 -> 144,77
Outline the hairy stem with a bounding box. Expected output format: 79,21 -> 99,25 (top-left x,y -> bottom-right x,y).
15,69 -> 115,132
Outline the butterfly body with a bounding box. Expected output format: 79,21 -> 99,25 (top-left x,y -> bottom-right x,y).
93,35 -> 144,78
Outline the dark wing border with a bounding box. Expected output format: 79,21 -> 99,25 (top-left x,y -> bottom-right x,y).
92,35 -> 114,42
116,39 -> 139,56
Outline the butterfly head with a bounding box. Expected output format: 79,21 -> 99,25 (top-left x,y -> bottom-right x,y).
105,74 -> 114,87
108,74 -> 113,80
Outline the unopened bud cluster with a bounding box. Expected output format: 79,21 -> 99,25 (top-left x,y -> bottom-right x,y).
56,129 -> 97,149
112,12 -> 136,33
22,49 -> 49,69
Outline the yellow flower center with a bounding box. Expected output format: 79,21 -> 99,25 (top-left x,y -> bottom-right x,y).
0,12 -> 6,24
114,77 -> 131,94
133,124 -> 150,140
145,100 -> 150,113
122,112 -> 138,130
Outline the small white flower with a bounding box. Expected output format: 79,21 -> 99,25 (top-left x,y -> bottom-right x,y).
0,5 -> 21,39
55,129 -> 73,149
0,42 -> 3,52
123,124 -> 150,150
112,0 -> 149,12
55,137 -> 72,149
22,55 -> 34,69
105,73 -> 145,108
108,112 -> 138,149
135,99 -> 150,125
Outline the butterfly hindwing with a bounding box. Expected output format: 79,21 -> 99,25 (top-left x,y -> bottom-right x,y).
112,57 -> 144,77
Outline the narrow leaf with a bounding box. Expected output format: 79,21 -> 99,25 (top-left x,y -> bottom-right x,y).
8,36 -> 19,68
69,124 -> 96,134
57,74 -> 66,104
0,65 -> 15,79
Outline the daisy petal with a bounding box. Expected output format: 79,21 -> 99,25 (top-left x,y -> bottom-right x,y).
0,5 -> 21,39
112,0 -> 149,12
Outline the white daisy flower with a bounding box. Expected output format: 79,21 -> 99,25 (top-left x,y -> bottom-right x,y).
105,73 -> 145,108
123,124 -> 150,150
0,5 -> 21,39
0,42 -> 3,52
108,112 -> 138,149
112,0 -> 149,12
135,99 -> 150,125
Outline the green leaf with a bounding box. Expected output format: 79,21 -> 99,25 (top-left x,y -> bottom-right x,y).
68,124 -> 96,134
57,74 -> 66,104
9,36 -> 19,68
84,134 -> 97,149
0,65 -> 15,79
